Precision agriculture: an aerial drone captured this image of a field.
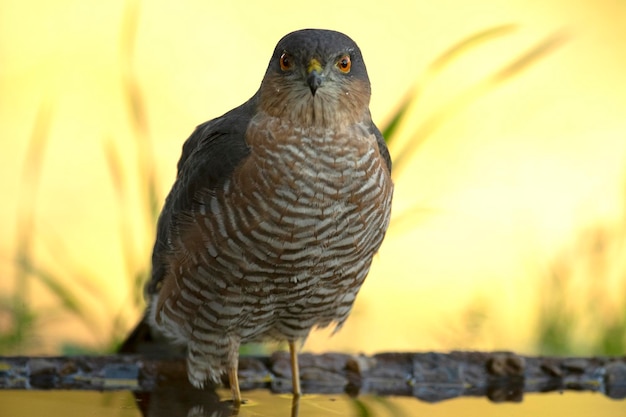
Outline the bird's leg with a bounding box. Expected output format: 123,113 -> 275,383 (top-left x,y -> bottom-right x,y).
291,392 -> 301,417
227,338 -> 242,406
288,340 -> 301,397
228,356 -> 242,406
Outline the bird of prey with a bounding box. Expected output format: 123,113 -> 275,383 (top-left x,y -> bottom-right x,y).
124,28 -> 393,404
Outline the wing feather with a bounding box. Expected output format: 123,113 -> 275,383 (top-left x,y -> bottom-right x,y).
145,95 -> 257,297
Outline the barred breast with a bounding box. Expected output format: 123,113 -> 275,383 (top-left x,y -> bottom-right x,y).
149,115 -> 393,387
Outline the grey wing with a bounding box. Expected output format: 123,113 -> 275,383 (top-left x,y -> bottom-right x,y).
145,95 -> 257,298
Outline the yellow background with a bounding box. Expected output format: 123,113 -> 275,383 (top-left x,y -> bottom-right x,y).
1,0 -> 625,355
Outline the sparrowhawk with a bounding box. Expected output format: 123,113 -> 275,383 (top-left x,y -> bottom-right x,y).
123,28 -> 393,404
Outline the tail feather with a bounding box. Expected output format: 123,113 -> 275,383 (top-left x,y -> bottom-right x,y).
118,314 -> 184,358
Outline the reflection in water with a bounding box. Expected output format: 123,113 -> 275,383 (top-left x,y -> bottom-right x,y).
134,385 -> 230,417
132,376 -> 303,417
134,388 -> 406,417
2,390 -> 625,417
132,371 -> 231,417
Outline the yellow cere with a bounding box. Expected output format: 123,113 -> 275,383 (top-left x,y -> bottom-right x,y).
307,58 -> 323,74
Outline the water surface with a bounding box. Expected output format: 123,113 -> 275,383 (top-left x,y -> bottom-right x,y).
3,390 -> 624,417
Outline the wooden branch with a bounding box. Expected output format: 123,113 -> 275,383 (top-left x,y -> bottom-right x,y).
1,351 -> 625,403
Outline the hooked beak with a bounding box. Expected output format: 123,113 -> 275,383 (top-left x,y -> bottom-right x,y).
306,58 -> 323,96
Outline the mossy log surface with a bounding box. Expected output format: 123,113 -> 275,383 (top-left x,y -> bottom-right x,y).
1,352 -> 625,402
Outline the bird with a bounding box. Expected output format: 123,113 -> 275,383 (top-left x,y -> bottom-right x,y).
123,28 -> 393,404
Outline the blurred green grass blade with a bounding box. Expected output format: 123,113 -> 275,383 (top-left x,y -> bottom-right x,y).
381,24 -> 517,142
121,0 -> 147,137
10,100 -> 53,353
119,0 -> 159,314
16,101 -> 53,274
131,268 -> 149,308
16,256 -> 84,318
39,230 -> 109,301
103,138 -> 126,200
370,396 -> 409,416
120,0 -> 139,66
381,101 -> 409,143
103,138 -> 140,280
428,24 -> 517,74
15,255 -> 106,345
0,295 -> 36,353
536,224 -> 626,355
121,0 -> 161,231
350,398 -> 373,417
19,101 -> 53,189
596,320 -> 626,355
488,30 -> 569,85
392,29 -> 569,178
107,125 -> 156,310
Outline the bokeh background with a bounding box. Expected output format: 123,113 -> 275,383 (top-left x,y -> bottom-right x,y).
1,0 -> 625,357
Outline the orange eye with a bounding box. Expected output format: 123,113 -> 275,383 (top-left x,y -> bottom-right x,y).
279,52 -> 293,71
337,55 -> 351,73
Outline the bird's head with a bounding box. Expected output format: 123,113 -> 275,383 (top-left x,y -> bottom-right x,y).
258,29 -> 372,128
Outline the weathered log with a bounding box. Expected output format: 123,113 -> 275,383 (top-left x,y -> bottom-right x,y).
1,351 -> 624,403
